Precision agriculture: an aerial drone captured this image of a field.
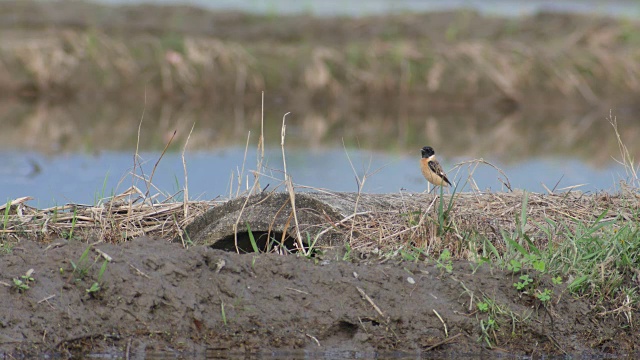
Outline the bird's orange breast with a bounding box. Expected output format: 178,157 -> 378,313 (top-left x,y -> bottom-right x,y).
420,158 -> 449,187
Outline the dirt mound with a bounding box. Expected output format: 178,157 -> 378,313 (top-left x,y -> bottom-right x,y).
1,236 -> 635,358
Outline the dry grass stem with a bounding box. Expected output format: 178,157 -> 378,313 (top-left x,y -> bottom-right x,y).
257,91 -> 265,191
145,130 -> 176,199
236,131 -> 251,198
451,159 -> 512,192
432,309 -> 448,338
232,147 -> 262,252
280,112 -> 305,253
608,110 -> 639,186
232,92 -> 274,253
356,286 -> 385,318
182,122 -> 196,219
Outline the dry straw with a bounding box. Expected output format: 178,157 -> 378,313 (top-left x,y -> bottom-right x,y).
0,187 -> 216,243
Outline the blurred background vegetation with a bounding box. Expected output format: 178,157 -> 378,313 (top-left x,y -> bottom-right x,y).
1,1 -> 639,156
1,0 -> 640,204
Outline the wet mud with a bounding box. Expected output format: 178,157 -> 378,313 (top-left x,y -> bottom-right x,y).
1,237 -> 636,358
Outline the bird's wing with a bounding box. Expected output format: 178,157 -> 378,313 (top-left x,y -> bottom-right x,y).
428,160 -> 452,186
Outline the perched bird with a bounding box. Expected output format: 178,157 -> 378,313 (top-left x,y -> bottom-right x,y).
420,146 -> 452,187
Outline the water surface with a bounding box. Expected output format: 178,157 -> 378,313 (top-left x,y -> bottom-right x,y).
0,146 -> 625,208
94,0 -> 640,18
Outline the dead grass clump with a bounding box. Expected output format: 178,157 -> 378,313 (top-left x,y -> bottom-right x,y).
337,189 -> 638,259
0,187 -> 219,244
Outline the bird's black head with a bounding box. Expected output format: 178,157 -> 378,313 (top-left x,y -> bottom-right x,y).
421,146 -> 435,158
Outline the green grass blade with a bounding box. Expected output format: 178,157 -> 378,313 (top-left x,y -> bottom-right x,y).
501,229 -> 528,257
78,244 -> 92,265
483,236 -> 501,261
221,300 -> 227,325
96,171 -> 110,204
97,259 -> 109,282
519,191 -> 528,235
568,275 -> 589,291
246,222 -> 259,253
68,207 -> 78,239
578,209 -> 612,240
438,185 -> 445,231
3,199 -> 11,230
522,233 -> 541,256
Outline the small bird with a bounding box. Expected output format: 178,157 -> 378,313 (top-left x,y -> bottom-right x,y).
420,146 -> 452,187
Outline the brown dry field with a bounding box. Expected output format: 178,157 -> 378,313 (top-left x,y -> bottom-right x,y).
1,0 -> 640,109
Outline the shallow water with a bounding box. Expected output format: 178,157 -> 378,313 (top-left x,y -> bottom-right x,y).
0,146 -> 625,208
96,0 -> 640,18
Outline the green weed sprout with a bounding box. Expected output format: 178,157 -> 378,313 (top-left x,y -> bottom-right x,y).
12,278 -> 29,292
86,258 -> 109,294
513,274 -> 533,290
436,249 -> 453,273
71,244 -> 93,280
12,269 -> 35,293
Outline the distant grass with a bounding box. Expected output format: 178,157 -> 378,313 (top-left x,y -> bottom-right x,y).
2,7 -> 640,107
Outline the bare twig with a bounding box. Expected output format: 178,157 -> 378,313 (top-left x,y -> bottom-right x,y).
94,248 -> 113,262
356,286 -> 384,318
37,294 -> 56,304
286,287 -> 310,295
424,332 -> 463,351
451,158 -> 512,192
129,264 -> 151,279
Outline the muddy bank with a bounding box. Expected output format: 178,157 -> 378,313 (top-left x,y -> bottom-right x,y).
2,189 -> 640,357
2,236 -> 636,358
1,1 -> 640,109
